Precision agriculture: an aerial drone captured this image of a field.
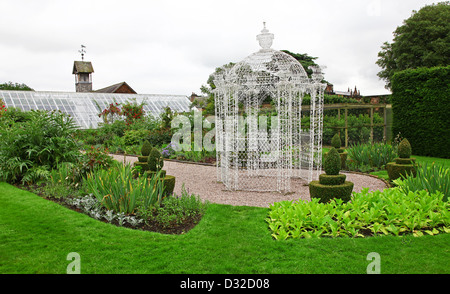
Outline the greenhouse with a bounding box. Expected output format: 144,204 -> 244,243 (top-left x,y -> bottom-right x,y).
0,90 -> 193,129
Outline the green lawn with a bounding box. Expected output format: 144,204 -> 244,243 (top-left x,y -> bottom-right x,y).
1,182 -> 449,274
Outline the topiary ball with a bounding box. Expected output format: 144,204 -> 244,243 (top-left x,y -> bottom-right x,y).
141,140 -> 152,156
324,147 -> 341,175
331,133 -> 341,149
398,138 -> 412,158
148,147 -> 164,171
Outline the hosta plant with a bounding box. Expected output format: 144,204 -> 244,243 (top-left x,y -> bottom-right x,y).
267,187 -> 449,240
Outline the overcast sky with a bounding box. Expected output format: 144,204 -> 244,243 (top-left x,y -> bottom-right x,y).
0,0 -> 440,96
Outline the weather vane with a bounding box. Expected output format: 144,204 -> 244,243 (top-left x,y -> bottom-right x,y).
79,45 -> 86,61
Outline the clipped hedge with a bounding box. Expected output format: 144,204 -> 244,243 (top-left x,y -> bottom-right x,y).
386,162 -> 417,182
394,158 -> 416,165
319,174 -> 346,185
162,175 -> 176,196
134,161 -> 150,172
391,66 -> 450,158
309,181 -> 354,203
146,169 -> 167,178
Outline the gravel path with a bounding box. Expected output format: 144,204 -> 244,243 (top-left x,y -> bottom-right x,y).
111,154 -> 388,208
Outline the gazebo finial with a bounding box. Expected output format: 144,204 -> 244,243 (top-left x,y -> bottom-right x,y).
257,22 -> 274,50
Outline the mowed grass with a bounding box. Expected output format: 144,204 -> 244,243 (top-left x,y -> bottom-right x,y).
1,182 -> 449,274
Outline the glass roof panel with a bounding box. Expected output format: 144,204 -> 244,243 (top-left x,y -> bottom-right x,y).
0,90 -> 193,129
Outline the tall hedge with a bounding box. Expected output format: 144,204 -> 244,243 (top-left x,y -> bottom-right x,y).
391,66 -> 450,158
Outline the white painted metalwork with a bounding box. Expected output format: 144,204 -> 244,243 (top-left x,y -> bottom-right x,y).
214,23 -> 325,193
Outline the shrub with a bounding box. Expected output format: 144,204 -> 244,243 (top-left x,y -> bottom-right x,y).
386,138 -> 416,182
82,145 -> 115,171
0,98 -> 6,117
141,140 -> 152,156
386,162 -> 417,181
391,66 -> 450,158
323,148 -> 341,175
0,110 -> 79,184
318,174 -> 346,185
309,181 -> 354,203
145,184 -> 208,229
267,187 -> 450,240
310,148 -> 353,203
161,175 -> 176,196
148,147 -> 164,172
331,133 -> 341,149
147,128 -> 172,147
134,140 -> 152,173
121,99 -> 145,125
123,129 -> 149,146
398,138 -> 412,158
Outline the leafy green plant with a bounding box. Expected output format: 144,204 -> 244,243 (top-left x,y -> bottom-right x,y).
267,187 -> 450,240
394,163 -> 450,201
123,129 -> 149,146
145,184 -> 208,229
0,110 -> 79,184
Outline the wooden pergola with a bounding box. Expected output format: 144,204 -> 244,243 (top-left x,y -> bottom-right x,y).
302,103 -> 392,147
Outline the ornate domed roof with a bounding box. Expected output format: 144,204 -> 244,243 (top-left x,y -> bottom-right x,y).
222,23 -> 309,89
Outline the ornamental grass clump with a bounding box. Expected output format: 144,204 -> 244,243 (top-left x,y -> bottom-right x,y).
346,142 -> 397,172
309,147 -> 354,203
394,162 -> 450,202
386,138 -> 417,182
84,162 -> 165,214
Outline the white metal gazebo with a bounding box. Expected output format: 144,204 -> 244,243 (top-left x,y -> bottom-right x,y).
213,23 -> 326,193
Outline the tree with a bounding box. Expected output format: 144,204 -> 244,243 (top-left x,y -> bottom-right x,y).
200,62 -> 235,115
376,2 -> 450,90
281,50 -> 320,79
0,81 -> 34,91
